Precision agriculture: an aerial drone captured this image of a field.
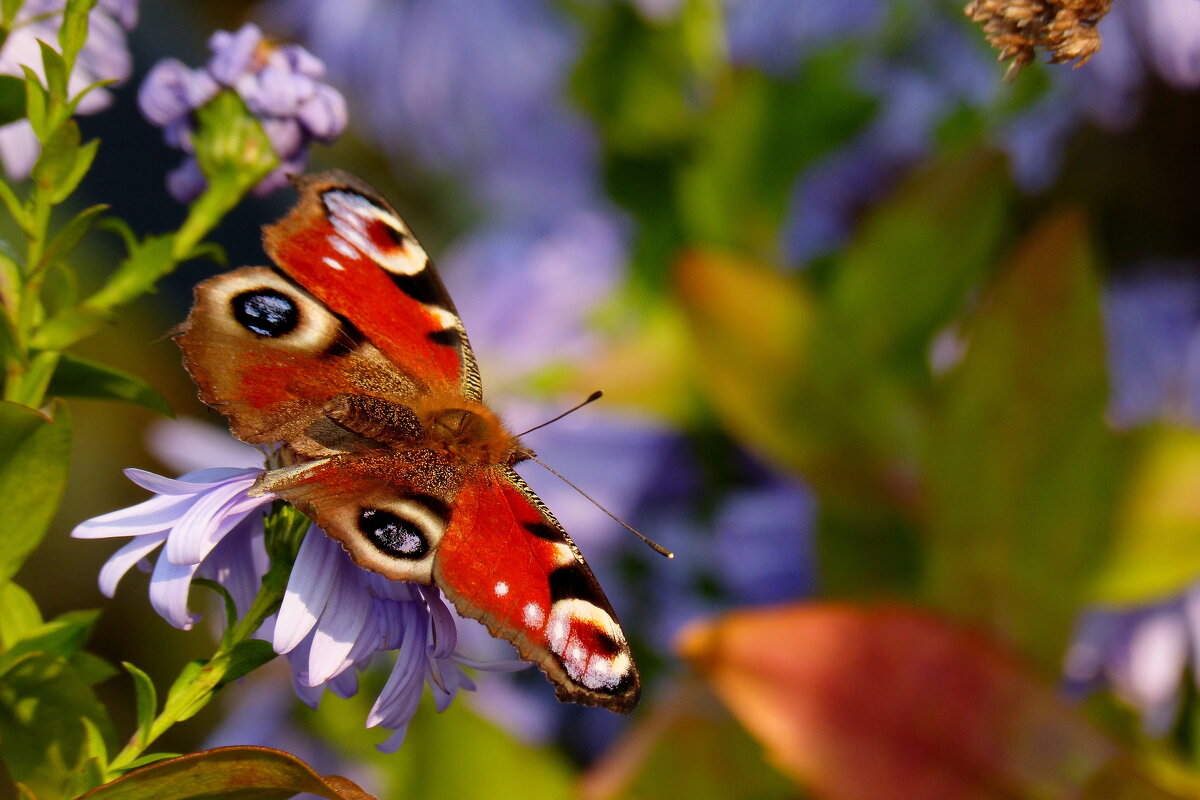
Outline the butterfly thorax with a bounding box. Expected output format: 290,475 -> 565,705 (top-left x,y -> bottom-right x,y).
321,391 -> 530,469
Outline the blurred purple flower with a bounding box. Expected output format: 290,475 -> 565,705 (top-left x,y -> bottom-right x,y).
138,23 -> 346,202
783,10 -> 1000,263
0,0 -> 138,179
724,0 -> 885,74
1065,589 -> 1200,734
72,437 -> 516,749
1102,267 -> 1200,428
262,0 -> 597,222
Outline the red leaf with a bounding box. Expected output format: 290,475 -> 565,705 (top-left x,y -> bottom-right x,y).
78,746 -> 377,800
678,604 -> 1178,800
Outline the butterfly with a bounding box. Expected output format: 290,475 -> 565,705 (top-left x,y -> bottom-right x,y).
175,170 -> 639,712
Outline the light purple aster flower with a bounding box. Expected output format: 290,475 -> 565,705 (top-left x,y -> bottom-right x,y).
0,0 -> 138,180
72,435 -> 517,749
138,22 -> 347,202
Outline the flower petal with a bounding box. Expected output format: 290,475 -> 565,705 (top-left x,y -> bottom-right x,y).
275,528 -> 340,654
97,532 -> 168,597
307,557 -> 372,683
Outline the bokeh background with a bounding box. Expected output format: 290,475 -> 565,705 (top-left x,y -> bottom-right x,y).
21,0 -> 1200,796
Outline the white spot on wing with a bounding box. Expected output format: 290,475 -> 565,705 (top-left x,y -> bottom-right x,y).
494,581 -> 509,597
322,256 -> 344,271
545,598 -> 631,691
328,234 -> 361,260
323,189 -> 429,276
524,602 -> 545,628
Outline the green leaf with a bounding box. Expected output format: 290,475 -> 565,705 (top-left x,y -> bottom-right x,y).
215,639 -> 275,686
0,651 -> 117,800
32,118 -> 80,191
0,582 -> 43,650
37,40 -> 67,106
21,65 -> 46,140
0,74 -> 27,126
1,0 -> 21,26
0,610 -> 98,678
0,401 -> 70,584
925,209 -> 1120,669
32,234 -> 177,350
0,177 -> 31,231
45,353 -> 171,416
122,663 -> 156,751
49,137 -> 98,203
40,202 -> 106,267
162,660 -> 211,724
58,0 -> 98,72
1089,426 -> 1200,603
81,746 -> 378,800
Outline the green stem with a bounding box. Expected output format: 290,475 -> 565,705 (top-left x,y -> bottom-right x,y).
103,519 -> 302,779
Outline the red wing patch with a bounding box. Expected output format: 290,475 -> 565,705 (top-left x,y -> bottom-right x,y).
433,467 -> 640,712
263,171 -> 480,399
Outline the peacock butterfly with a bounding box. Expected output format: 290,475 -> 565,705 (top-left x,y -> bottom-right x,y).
176,170 -> 639,712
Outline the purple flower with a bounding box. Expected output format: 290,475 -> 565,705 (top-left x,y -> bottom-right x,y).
1102,267 -> 1200,428
262,0 -> 597,222
0,0 -> 138,180
138,23 -> 347,202
72,434 -> 516,749
1064,589 -> 1200,734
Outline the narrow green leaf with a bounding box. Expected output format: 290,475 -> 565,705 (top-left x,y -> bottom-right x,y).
37,40 -> 67,105
70,651 -> 117,686
83,233 -> 176,312
20,65 -> 46,140
216,639 -> 275,686
65,77 -> 116,119
40,202 -> 106,267
41,258 -> 79,315
1,0 -> 21,26
83,746 -> 379,799
10,349 -> 60,408
0,581 -> 43,650
122,662 -> 157,750
0,400 -> 70,584
45,352 -> 171,416
81,714 -> 110,767
0,177 -> 30,231
31,234 -> 177,350
0,74 -> 26,126
925,209 -> 1120,669
32,117 -> 81,190
0,609 -> 99,678
50,137 -> 98,203
59,0 -> 98,71
162,660 -> 211,723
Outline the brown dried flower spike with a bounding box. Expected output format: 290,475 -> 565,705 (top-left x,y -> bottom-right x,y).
965,0 -> 1113,79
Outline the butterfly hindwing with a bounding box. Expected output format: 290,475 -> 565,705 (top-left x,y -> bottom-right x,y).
433,467 -> 641,711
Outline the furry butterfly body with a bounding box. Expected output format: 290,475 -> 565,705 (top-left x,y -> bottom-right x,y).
177,171 -> 639,712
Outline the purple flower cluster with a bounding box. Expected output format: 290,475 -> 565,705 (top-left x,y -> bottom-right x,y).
72,448 -> 518,749
138,23 -> 346,201
0,0 -> 138,179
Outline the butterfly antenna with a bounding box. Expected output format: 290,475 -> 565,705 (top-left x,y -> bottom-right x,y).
517,391 -> 605,437
528,454 -> 674,559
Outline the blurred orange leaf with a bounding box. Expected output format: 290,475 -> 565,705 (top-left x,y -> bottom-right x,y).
678,604 -> 1180,800
79,746 -> 376,800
